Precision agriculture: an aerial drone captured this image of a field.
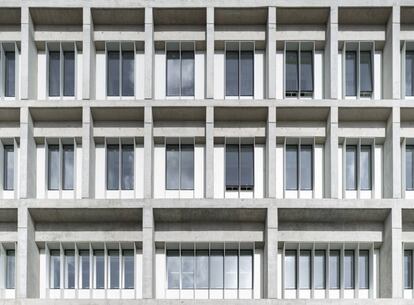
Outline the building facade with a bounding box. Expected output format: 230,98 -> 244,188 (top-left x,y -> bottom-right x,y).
0,0 -> 413,304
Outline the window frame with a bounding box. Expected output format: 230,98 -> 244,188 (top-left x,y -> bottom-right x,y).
46,141 -> 75,191
225,140 -> 255,192
106,141 -> 135,191
0,42 -> 18,100
3,144 -> 14,191
5,249 -> 15,289
165,139 -> 195,191
284,142 -> 314,191
345,142 -> 373,192
406,145 -> 414,191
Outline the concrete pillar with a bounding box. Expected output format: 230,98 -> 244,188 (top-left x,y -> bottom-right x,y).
380,206 -> 402,298
19,107 -> 35,199
266,7 -> 276,99
205,106 -> 214,198
83,7 -> 96,100
384,4 -> 401,99
384,107 -> 401,198
21,6 -> 37,100
266,106 -> 276,198
144,7 -> 154,99
324,106 -> 338,198
325,5 -> 338,99
265,207 -> 278,298
142,207 -> 154,299
206,7 -> 214,99
82,106 -> 95,199
17,207 -> 39,298
144,106 -> 153,199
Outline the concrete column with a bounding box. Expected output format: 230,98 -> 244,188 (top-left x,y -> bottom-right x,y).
144,106 -> 153,198
325,5 -> 338,99
19,107 -> 35,199
324,106 -> 338,198
266,106 -> 276,198
205,106 -> 214,198
265,207 -> 278,298
384,107 -> 401,198
83,7 -> 95,100
266,7 -> 276,99
144,7 -> 154,99
383,5 -> 401,99
142,207 -> 154,299
17,207 -> 39,298
82,106 -> 95,198
21,6 -> 37,100
206,7 -> 214,99
380,206 -> 402,298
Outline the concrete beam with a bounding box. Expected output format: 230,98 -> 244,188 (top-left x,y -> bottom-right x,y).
325,106 -> 338,198
266,7 -> 276,99
325,5 -> 338,99
144,106 -> 153,199
206,6 -> 214,99
17,207 -> 39,298
142,206 -> 154,299
205,106 -> 214,198
266,106 -> 276,198
82,7 -> 95,100
19,107 -> 35,199
265,207 -> 278,299
82,106 -> 95,199
144,7 -> 154,99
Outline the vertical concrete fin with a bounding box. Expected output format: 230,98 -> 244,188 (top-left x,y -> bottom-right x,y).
83,7 -> 95,100
21,6 -> 37,100
266,7 -> 276,99
206,7 -> 214,99
205,106 -> 214,198
19,107 -> 35,199
325,106 -> 338,198
265,207 -> 278,298
142,207 -> 154,298
144,7 -> 154,99
266,106 -> 276,198
325,5 -> 338,99
144,106 -> 153,199
82,106 -> 95,199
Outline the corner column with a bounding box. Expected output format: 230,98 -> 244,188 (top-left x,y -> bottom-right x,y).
142,207 -> 154,299
144,7 -> 154,99
19,107 -> 35,199
266,7 -> 276,99
21,6 -> 37,100
17,207 -> 39,298
144,106 -> 153,199
325,5 -> 338,99
325,106 -> 338,198
205,106 -> 214,198
266,106 -> 276,198
83,7 -> 95,100
265,207 -> 278,298
82,106 -> 95,198
206,7 -> 214,99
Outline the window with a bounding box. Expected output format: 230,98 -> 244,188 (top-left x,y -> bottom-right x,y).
314,250 -> 325,289
107,144 -> 134,190
360,51 -> 373,97
166,143 -> 194,190
181,250 -> 194,289
210,249 -> 224,289
5,250 -> 15,289
123,250 -> 134,289
3,145 -> 14,190
239,250 -> 253,289
109,250 -> 120,289
359,250 -> 369,289
48,144 -> 75,191
225,42 -> 254,97
65,250 -> 75,289
166,42 -> 195,97
48,44 -> 75,97
346,144 -> 372,191
346,51 -> 357,97
50,250 -> 60,289
224,249 -> 238,289
285,43 -> 314,97
345,46 -> 373,98
344,250 -> 354,289
406,146 -> 414,190
107,43 -> 134,97
195,250 -> 209,289
299,250 -> 311,289
405,250 -> 413,289
406,51 -> 414,97
167,250 -> 180,289
5,51 -> 15,97
284,250 -> 296,289
286,144 -> 313,190
329,250 -> 340,289
79,250 -> 90,289
226,143 -> 254,191
94,250 -> 105,289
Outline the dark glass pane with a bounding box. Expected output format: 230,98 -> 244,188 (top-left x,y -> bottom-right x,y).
314,250 -> 325,289
360,51 -> 372,93
360,145 -> 372,190
346,145 -> 357,190
5,250 -> 14,289
240,51 -> 253,96
3,145 -> 14,190
123,250 -> 134,289
107,51 -> 120,96
181,51 -> 194,96
62,144 -> 74,190
48,145 -> 59,190
346,51 -> 357,96
300,51 -> 313,92
95,250 -> 104,289
5,52 -> 15,97
79,250 -> 90,289
50,250 -> 60,289
180,144 -> 194,190
63,51 -> 75,96
122,51 -> 134,96
109,250 -> 120,289
329,250 -> 340,289
240,144 -> 254,189
407,146 -> 414,190
121,144 -> 134,190
405,250 -> 413,289
166,51 -> 180,96
107,145 -> 119,190
344,250 -> 354,289
226,51 -> 239,96
226,144 -> 239,190
286,145 -> 298,190
300,145 -> 313,190
359,250 -> 369,289
286,51 -> 299,92
166,144 -> 179,190
65,250 -> 75,289
49,51 -> 60,97
407,52 -> 414,96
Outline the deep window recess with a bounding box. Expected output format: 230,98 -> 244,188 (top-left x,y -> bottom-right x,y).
345,144 -> 372,191
406,51 -> 414,97
405,250 -> 413,289
47,143 -> 75,191
285,144 -> 313,191
166,42 -> 195,97
166,141 -> 194,191
47,43 -> 76,97
107,42 -> 135,97
225,41 -> 254,98
3,145 -> 14,191
5,249 -> 15,289
225,142 -> 254,191
4,50 -> 15,98
285,42 -> 314,98
106,143 -> 134,191
406,146 -> 414,190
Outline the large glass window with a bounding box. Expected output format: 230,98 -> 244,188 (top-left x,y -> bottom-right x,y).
345,46 -> 373,98
94,250 -> 105,289
63,51 -> 75,96
50,250 -> 61,289
329,250 -> 340,289
48,144 -> 75,191
49,51 -> 60,97
284,250 -> 297,289
48,145 -> 60,190
239,250 -> 253,289
79,250 -> 90,289
346,51 -> 357,97
225,42 -> 254,97
406,51 -> 414,97
286,144 -> 313,190
48,45 -> 75,97
224,249 -> 238,289
299,250 -> 311,289
65,250 -> 75,289
225,143 -> 254,191
346,144 -> 372,191
346,145 -> 357,190
344,250 -> 354,289
5,51 -> 15,97
195,250 -> 209,289
107,44 -> 135,97
314,250 -> 325,289
360,145 -> 372,190
406,146 -> 414,190
5,250 -> 15,289
109,250 -> 120,289
285,44 -> 314,97
3,145 -> 14,191
360,51 -> 373,96
167,250 -> 180,289
123,250 -> 134,289
210,249 -> 224,289
359,250 -> 369,289
405,250 -> 413,289
63,145 -> 74,190
181,250 -> 194,289
107,144 -> 134,190
166,143 -> 194,190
